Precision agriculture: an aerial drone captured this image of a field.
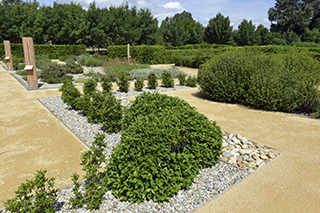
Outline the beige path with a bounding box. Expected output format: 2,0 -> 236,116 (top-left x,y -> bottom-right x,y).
1,65 -> 320,212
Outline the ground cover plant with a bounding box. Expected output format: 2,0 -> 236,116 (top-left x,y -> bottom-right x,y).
130,67 -> 185,80
104,92 -> 223,203
103,58 -> 149,81
77,54 -> 104,67
198,49 -> 320,114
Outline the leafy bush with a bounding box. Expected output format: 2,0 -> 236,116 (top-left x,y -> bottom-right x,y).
65,59 -> 84,74
59,55 -> 77,61
81,91 -> 123,132
103,58 -> 149,74
161,70 -> 174,88
198,49 -> 320,113
104,71 -> 119,82
83,78 -> 97,95
105,92 -> 223,203
17,64 -> 25,70
117,73 -> 130,93
83,71 -> 103,82
70,133 -> 107,210
185,76 -> 197,87
147,72 -> 158,89
85,57 -> 104,67
39,62 -> 71,83
59,78 -> 82,109
130,68 -> 185,80
100,75 -> 113,93
177,73 -> 187,85
35,55 -> 52,69
134,79 -> 144,91
3,169 -> 57,212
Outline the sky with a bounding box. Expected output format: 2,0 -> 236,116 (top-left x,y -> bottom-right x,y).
36,0 -> 276,29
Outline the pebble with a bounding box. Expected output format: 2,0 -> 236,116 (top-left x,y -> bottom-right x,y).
222,152 -> 231,158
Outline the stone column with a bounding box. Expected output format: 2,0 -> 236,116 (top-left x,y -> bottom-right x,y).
22,37 -> 38,89
4,41 -> 13,70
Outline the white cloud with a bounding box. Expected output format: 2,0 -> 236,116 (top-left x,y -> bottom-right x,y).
162,1 -> 183,10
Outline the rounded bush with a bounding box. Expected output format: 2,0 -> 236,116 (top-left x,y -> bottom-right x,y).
39,62 -> 69,83
105,92 -> 223,203
65,59 -> 83,74
198,49 -> 320,113
59,79 -> 81,109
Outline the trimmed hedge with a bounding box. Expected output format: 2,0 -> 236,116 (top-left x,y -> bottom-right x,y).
198,49 -> 320,113
0,44 -> 86,59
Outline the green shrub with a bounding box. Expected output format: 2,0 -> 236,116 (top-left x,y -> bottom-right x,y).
39,62 -> 70,83
147,72 -> 158,89
83,79 -> 97,95
81,91 -> 123,132
83,71 -> 103,82
17,64 -> 25,70
198,49 -> 320,113
16,70 -> 27,75
103,58 -> 149,74
65,59 -> 83,74
70,133 -> 107,210
85,57 -> 104,67
104,71 -> 119,82
59,78 -> 82,109
105,92 -> 223,203
177,73 -> 187,85
59,55 -> 77,61
185,76 -> 197,87
161,70 -> 175,88
117,73 -> 130,93
130,68 -> 185,80
35,55 -> 52,69
77,56 -> 87,66
134,79 -> 144,91
3,169 -> 57,212
100,75 -> 113,93
12,55 -> 20,70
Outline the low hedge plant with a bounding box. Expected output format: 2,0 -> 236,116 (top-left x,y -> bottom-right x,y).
198,49 -> 320,113
104,92 -> 223,203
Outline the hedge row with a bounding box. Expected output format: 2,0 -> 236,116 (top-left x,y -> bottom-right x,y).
0,44 -> 86,59
107,45 -> 320,67
198,49 -> 320,114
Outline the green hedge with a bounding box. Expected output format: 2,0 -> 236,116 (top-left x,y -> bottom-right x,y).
107,45 -> 174,64
0,44 -> 86,59
198,49 -> 320,113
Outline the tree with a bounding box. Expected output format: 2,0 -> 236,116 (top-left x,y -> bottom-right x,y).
268,0 -> 313,36
136,8 -> 158,45
234,19 -> 259,46
87,2 -> 105,50
255,24 -> 269,45
159,10 -> 203,46
204,12 -> 233,44
302,28 -> 320,43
